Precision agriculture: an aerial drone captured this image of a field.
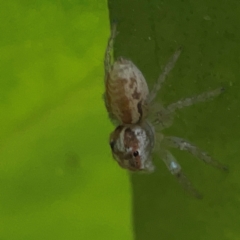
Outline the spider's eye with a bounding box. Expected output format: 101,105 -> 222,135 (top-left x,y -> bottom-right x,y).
133,151 -> 139,157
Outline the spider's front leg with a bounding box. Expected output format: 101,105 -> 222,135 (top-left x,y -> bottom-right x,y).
104,23 -> 117,80
163,136 -> 228,171
166,87 -> 224,113
158,149 -> 202,198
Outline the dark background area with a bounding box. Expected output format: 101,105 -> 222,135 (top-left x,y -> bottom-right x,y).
108,0 -> 240,239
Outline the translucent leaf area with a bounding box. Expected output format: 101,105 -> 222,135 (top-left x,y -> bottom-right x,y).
0,1 -> 132,240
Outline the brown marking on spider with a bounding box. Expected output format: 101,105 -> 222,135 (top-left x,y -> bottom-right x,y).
132,89 -> 141,100
129,77 -> 135,89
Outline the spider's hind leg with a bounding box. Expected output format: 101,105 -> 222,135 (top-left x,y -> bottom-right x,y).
148,47 -> 182,103
163,136 -> 228,171
158,149 -> 202,198
166,87 -> 224,113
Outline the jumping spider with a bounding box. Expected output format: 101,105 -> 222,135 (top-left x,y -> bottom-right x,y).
103,24 -> 227,198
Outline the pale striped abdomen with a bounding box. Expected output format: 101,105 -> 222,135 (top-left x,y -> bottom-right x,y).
104,57 -> 149,125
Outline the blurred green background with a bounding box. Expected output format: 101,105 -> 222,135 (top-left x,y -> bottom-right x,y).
0,1 -> 132,239
108,0 -> 240,240
1,0 -> 240,239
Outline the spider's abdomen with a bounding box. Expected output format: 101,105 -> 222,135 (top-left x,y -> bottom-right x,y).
105,57 -> 149,124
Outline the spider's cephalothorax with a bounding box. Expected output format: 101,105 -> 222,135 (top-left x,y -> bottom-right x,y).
104,24 -> 227,197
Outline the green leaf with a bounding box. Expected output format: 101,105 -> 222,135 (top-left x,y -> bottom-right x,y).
0,1 -> 132,239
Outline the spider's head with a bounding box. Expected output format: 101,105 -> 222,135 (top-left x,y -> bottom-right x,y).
109,123 -> 155,172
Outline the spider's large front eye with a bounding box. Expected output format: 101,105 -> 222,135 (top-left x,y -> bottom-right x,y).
133,151 -> 139,157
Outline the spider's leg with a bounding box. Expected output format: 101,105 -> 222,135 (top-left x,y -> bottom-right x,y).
148,47 -> 182,103
166,87 -> 224,113
104,23 -> 117,81
163,136 -> 228,171
159,149 -> 202,198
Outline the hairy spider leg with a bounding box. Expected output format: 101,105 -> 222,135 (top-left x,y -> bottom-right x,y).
148,47 -> 182,103
158,149 -> 202,198
166,87 -> 224,113
152,87 -> 224,130
163,136 -> 228,171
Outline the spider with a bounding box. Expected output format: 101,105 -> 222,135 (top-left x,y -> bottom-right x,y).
103,23 -> 227,197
